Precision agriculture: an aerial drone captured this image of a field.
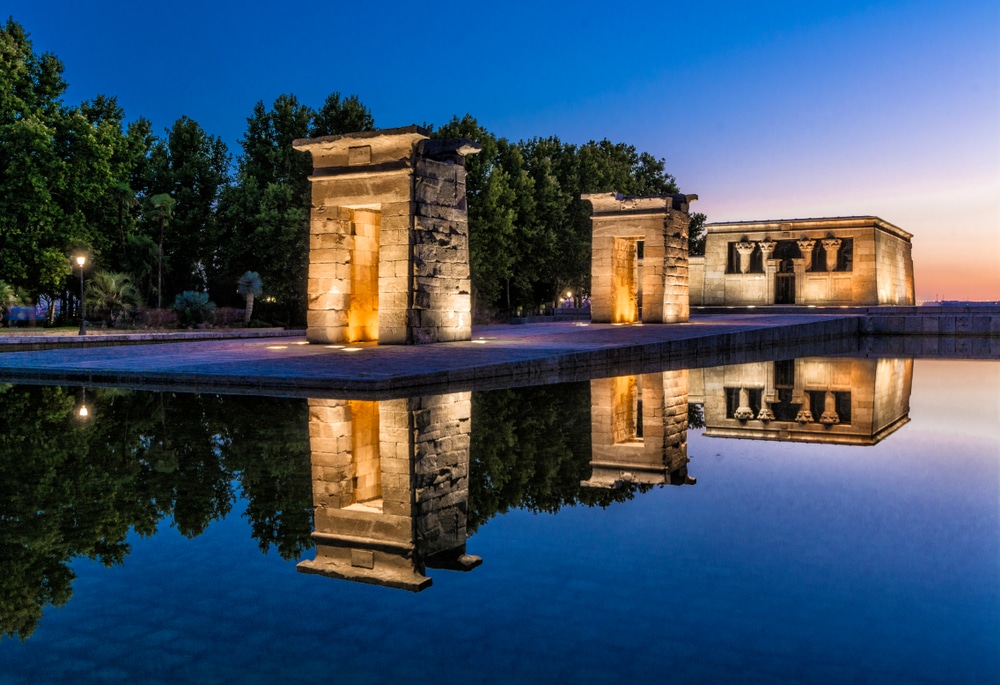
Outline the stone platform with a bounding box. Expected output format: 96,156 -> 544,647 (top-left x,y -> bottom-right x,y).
1,310 -> 996,399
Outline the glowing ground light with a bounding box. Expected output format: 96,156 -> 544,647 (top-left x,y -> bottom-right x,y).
325,345 -> 344,349
342,347 -> 363,352
266,345 -> 288,350
294,341 -> 309,345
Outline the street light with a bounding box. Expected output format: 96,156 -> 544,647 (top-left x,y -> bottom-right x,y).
77,387 -> 90,419
75,254 -> 86,336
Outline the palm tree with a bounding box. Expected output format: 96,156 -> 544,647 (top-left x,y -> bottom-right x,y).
84,271 -> 143,327
0,280 -> 17,321
146,193 -> 176,309
109,181 -> 138,257
236,271 -> 263,325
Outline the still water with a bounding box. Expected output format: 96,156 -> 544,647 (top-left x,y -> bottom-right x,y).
1,357 -> 997,683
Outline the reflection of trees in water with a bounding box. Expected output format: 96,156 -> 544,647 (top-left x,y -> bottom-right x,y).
0,386 -> 313,641
688,403 -> 706,430
469,382 -> 649,534
3,380 -> 665,640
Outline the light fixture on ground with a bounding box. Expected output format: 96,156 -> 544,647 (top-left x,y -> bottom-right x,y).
74,254 -> 86,336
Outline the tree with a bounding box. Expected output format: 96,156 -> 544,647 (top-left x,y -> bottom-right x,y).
146,193 -> 175,309
108,180 -> 138,256
84,271 -> 142,327
689,211 -> 707,256
0,281 -> 17,319
430,118 -> 687,316
236,271 -> 262,324
432,115 -> 519,314
310,92 -> 375,138
140,117 -> 230,299
1,21 -> 151,315
217,92 -> 375,325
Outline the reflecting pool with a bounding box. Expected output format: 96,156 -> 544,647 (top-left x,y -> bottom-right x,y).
0,357 -> 997,683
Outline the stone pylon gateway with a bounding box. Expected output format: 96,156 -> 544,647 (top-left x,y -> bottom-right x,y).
583,370 -> 696,489
298,392 -> 480,591
583,193 -> 697,324
293,126 -> 480,344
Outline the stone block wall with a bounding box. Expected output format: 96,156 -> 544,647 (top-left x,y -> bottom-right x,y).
689,256 -> 705,305
872,358 -> 913,435
294,127 -> 479,345
584,193 -> 696,324
409,392 -> 472,557
410,152 -> 474,343
585,370 -> 693,487
298,391 -> 473,591
874,228 -> 916,305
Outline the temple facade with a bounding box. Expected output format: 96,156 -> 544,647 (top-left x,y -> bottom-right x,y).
689,216 -> 915,307
688,357 -> 913,446
293,126 -> 479,345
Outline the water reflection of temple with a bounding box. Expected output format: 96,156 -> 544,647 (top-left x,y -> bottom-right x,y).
689,358 -> 913,445
584,370 -> 696,488
298,392 -> 480,591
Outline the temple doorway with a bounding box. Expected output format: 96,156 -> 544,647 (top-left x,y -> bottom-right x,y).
775,259 -> 796,304
611,237 -> 640,323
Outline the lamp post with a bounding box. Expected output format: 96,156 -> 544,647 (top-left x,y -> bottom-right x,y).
75,255 -> 86,336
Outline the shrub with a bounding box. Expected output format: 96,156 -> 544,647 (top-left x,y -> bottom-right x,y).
212,307 -> 245,327
84,271 -> 142,328
138,308 -> 179,328
172,291 -> 216,326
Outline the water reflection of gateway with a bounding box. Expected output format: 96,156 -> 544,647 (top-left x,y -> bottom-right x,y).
689,358 -> 913,445
298,392 -> 480,591
584,370 -> 696,488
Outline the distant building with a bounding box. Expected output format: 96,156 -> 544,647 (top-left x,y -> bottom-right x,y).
689,216 -> 915,306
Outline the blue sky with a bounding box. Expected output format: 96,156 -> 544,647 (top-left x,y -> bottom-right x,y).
9,0 -> 999,299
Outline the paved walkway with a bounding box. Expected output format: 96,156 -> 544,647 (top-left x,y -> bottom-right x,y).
0,327 -> 302,351
0,313 -> 863,397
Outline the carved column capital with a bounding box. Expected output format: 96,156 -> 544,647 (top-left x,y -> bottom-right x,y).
797,239 -> 816,271
822,238 -> 842,272
758,238 -> 776,258
734,387 -> 755,421
819,391 -> 840,426
735,241 -> 755,274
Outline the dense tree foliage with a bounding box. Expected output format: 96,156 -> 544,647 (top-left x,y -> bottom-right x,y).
0,21 -> 149,315
434,116 -> 684,316
1,17 -> 696,327
0,386 -> 313,641
468,382 -> 650,533
215,92 -> 376,325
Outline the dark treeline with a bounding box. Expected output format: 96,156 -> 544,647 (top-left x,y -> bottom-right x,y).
1,18 -> 703,326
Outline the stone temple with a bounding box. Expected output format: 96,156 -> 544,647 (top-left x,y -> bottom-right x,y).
689,216 -> 915,306
583,193 -> 698,324
293,126 -> 480,344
